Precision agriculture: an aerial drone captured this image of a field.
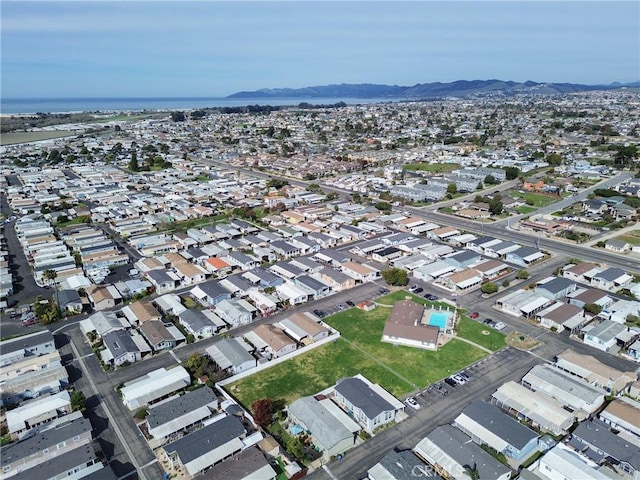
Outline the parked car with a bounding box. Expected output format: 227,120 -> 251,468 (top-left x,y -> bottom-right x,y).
494,322 -> 506,331
458,371 -> 470,381
313,309 -> 326,318
346,300 -> 355,307
444,377 -> 457,387
336,304 -> 346,311
413,287 -> 424,294
424,293 -> 438,301
483,318 -> 495,326
21,316 -> 39,327
405,397 -> 420,410
452,374 -> 467,385
470,312 -> 479,319
379,287 -> 389,294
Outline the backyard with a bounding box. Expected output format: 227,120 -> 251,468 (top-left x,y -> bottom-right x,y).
227,293 -> 494,409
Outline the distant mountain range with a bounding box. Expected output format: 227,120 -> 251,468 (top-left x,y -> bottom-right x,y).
227,79 -> 640,100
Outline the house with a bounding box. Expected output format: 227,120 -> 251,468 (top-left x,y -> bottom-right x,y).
224,251 -> 258,271
178,309 -> 219,338
453,400 -> 539,464
204,257 -> 233,276
146,386 -> 218,443
197,447 -> 277,480
584,319 -> 631,352
215,299 -> 253,326
437,268 -> 483,294
599,397 -> 640,439
332,375 -> 404,434
173,262 -> 208,285
0,351 -> 69,407
0,414 -> 93,477
292,275 -> 331,299
121,300 -> 162,325
57,289 -> 83,314
567,421 -> 640,480
521,364 -> 605,415
79,311 -> 131,338
246,288 -> 278,315
505,246 -> 545,267
530,444 -> 616,480
269,261 -> 303,280
275,282 -> 309,305
566,287 -> 613,309
562,262 -> 601,283
120,366 -> 191,410
381,300 -> 439,350
495,289 -> 552,318
535,301 -> 585,332
314,249 -> 351,267
244,324 -> 297,359
534,277 -> 576,301
554,349 -> 637,393
605,239 -> 631,253
590,267 -> 633,291
154,293 -> 187,316
191,280 -> 231,306
317,266 -> 356,291
85,284 -> 122,310
6,391 -> 72,439
270,240 -> 301,259
287,396 -> 360,460
162,415 -> 247,478
100,329 -> 151,367
413,260 -> 457,282
0,330 -> 56,367
341,261 -> 379,282
491,381 -> 574,435
367,449 -> 432,480
371,246 -> 403,263
219,274 -> 254,297
242,268 -> 284,288
146,269 -> 179,294
473,259 -> 510,280
139,320 -> 185,351
443,250 -> 481,269
413,425 -> 511,480
277,312 -> 330,343
206,337 -> 256,375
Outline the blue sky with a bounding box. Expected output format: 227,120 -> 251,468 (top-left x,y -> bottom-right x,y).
2,1 -> 638,98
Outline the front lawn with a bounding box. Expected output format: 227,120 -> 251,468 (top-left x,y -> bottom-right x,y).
402,162 -> 460,173
456,316 -> 506,351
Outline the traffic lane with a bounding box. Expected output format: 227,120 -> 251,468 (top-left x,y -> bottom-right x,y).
310,348 -> 539,480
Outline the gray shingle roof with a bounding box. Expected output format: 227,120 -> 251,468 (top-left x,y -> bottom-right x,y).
146,386 -> 217,430
335,377 -> 394,419
570,420 -> 640,470
164,415 -> 245,464
459,400 -> 538,449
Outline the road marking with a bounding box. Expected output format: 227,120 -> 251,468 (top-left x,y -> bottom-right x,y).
68,336 -> 149,480
322,464 -> 340,480
170,350 -> 181,364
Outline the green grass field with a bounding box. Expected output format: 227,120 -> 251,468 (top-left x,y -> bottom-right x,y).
456,316 -> 506,351
516,205 -> 538,215
228,293 -> 491,409
0,130 -> 81,146
511,191 -> 559,208
402,163 -> 459,173
613,234 -> 640,246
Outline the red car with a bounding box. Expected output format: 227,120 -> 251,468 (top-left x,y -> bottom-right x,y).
470,312 -> 479,319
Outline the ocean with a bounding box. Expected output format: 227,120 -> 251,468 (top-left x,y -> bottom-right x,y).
0,97 -> 396,115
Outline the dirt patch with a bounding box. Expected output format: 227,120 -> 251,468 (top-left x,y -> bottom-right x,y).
506,332 -> 541,351
481,330 -> 491,336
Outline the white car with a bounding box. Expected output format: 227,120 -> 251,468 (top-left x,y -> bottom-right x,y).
405,397 -> 420,410
494,322 -> 506,331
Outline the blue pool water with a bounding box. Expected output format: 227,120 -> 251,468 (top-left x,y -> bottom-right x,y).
428,311 -> 449,330
289,424 -> 304,435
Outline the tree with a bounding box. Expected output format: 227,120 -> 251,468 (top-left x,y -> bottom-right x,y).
584,303 -> 602,315
484,174 -> 498,185
128,151 -> 139,172
516,270 -> 530,280
503,166 -> 520,180
135,407 -> 148,420
488,199 -> 503,215
374,201 -> 392,213
446,183 -> 457,195
70,390 -> 87,413
43,269 -> 59,311
381,267 -> 409,286
614,144 -> 638,167
481,282 -> 499,294
306,183 -> 321,192
546,153 -> 563,166
185,353 -> 209,379
251,398 -> 275,428
465,463 -> 480,480
170,111 -> 186,122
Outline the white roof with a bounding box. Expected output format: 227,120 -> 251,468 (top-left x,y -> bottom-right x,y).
276,282 -> 309,300
538,444 -> 613,480
121,366 -> 190,410
6,390 -> 71,434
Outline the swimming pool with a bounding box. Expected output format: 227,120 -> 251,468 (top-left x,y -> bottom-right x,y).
428,311 -> 450,330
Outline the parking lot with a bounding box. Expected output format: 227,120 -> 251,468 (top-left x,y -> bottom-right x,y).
402,346 -> 532,415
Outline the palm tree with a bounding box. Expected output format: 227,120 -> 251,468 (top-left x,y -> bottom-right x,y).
464,463 -> 480,480
42,269 -> 59,311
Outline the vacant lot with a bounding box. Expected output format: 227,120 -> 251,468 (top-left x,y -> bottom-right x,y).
228,293 -> 488,409
511,191 -> 559,208
402,163 -> 459,173
0,130 -> 81,146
